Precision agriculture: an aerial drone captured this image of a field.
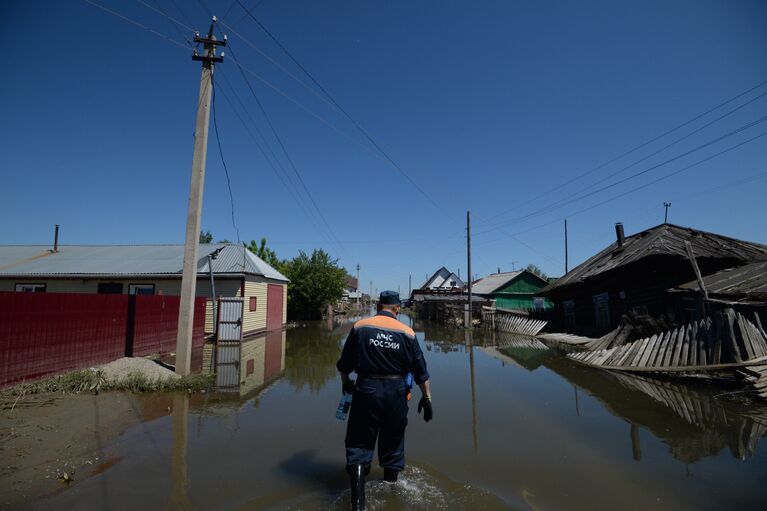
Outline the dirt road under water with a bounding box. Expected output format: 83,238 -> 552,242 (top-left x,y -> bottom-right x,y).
8,314 -> 767,510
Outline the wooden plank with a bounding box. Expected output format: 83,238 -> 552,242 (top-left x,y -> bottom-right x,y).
736,313 -> 757,361
724,310 -> 742,363
663,327 -> 683,367
651,330 -> 671,368
712,315 -> 723,365
680,323 -> 692,367
745,319 -> 767,358
671,322 -> 686,366
653,328 -> 677,367
629,338 -> 651,367
589,355 -> 767,372
620,341 -> 643,368
692,324 -> 709,365
686,324 -> 697,367
637,334 -> 659,368
616,342 -> 641,367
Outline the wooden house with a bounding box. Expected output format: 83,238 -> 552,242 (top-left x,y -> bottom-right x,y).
540,223 -> 767,335
472,270 -> 552,310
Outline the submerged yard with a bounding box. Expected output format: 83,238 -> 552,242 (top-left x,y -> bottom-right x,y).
3,314 -> 767,510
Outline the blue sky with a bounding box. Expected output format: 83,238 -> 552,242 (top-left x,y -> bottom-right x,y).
2,0 -> 766,294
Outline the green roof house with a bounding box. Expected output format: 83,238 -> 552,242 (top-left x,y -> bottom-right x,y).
472,270 -> 552,311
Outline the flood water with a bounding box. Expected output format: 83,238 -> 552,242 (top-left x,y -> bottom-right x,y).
27,314 -> 767,510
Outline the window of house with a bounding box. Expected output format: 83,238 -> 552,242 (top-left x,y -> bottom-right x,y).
15,283 -> 46,293
249,296 -> 257,312
450,280 -> 456,287
128,284 -> 155,295
98,283 -> 123,294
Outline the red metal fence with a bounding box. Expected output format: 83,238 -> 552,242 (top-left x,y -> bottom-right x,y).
0,292 -> 205,386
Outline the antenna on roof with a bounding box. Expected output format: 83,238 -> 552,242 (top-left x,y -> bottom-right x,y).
53,224 -> 60,253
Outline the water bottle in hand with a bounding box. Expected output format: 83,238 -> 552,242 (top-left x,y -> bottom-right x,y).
336,393 -> 352,421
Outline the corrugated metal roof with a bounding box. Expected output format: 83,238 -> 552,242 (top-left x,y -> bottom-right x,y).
471,271 -> 522,295
542,224 -> 767,294
676,261 -> 767,301
0,244 -> 288,282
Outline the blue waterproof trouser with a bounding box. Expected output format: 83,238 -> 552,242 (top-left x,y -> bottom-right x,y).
345,377 -> 409,471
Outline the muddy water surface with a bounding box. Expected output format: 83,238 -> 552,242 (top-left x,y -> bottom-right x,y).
27,314 -> 767,510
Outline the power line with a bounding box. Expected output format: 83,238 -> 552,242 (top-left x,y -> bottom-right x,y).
231,0 -> 455,220
477,128 -> 767,247
480,77 -> 767,226
215,72 -> 336,244
225,41 -> 347,253
136,0 -> 195,36
83,0 -> 189,51
476,113 -> 767,235
211,78 -> 241,243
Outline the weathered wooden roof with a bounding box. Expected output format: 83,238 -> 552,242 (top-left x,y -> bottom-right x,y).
677,261 -> 767,301
542,223 -> 767,294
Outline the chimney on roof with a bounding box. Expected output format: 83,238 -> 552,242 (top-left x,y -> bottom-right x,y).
53,224 -> 60,253
615,222 -> 625,246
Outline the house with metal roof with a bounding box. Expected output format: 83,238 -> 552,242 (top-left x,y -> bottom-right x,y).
0,244 -> 289,336
420,267 -> 464,291
472,270 -> 552,311
540,223 -> 767,335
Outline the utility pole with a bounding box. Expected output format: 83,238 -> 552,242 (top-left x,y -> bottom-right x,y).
664,202 -> 672,224
370,280 -> 373,305
408,274 -> 412,297
356,263 -> 360,309
175,18 -> 226,376
466,210 -> 472,329
564,219 -> 569,274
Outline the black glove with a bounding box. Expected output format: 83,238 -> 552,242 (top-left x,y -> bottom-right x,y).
342,379 -> 355,395
418,396 -> 433,422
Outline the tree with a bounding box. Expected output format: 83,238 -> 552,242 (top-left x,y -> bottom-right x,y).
281,249 -> 346,320
246,237 -> 281,269
199,230 -> 213,243
526,264 -> 548,280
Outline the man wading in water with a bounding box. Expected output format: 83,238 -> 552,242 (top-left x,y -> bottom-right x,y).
337,291 -> 432,511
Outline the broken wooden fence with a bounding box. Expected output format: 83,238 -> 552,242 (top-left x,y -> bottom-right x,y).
567,309 -> 767,373
483,309 -> 548,336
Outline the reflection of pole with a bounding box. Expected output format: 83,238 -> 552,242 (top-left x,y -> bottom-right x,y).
573,385 -> 580,417
466,210 -> 472,329
630,422 -> 641,461
170,394 -> 191,509
466,330 -> 478,454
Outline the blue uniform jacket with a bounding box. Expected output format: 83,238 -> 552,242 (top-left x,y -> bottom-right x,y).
336,311 -> 429,384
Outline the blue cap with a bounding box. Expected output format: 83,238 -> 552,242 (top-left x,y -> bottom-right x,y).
379,290 -> 401,305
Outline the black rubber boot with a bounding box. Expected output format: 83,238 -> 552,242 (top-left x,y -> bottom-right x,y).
349,464 -> 366,510
383,468 -> 398,483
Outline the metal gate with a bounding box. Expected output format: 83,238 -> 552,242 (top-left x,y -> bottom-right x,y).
216,298 -> 244,392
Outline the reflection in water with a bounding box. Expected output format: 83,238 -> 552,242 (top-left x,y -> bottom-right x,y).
28,316 -> 767,511
170,393 -> 191,510
284,316 -> 361,393
543,357 -> 767,463
209,330 -> 287,399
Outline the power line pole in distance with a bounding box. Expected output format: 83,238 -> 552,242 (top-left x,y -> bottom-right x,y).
176,18 -> 226,376
356,263 -> 360,309
664,202 -> 672,224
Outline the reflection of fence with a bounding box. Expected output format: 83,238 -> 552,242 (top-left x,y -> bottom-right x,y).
610,371 -> 767,460
0,292 -> 205,386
